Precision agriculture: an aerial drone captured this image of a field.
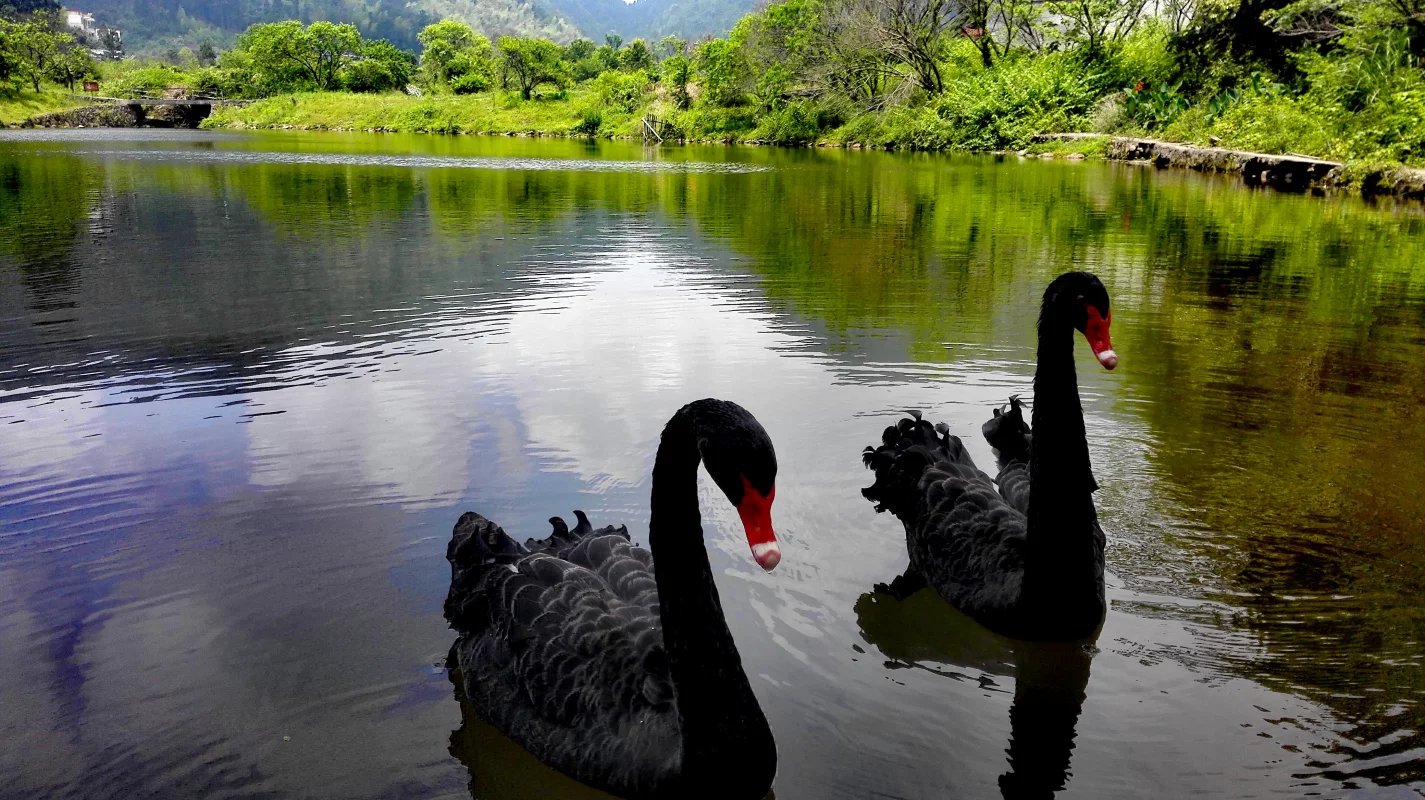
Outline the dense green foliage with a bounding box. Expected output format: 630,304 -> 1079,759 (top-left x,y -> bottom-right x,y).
0,12 -> 96,95
195,0 -> 1425,172
7,0 -> 1424,170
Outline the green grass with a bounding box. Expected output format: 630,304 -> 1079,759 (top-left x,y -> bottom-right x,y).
1023,135 -> 1111,158
203,88 -> 657,137
0,88 -> 90,126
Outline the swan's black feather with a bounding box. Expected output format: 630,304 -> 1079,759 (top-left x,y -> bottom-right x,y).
983,396 -> 1033,516
982,395 -> 1032,465
862,415 -> 1030,627
445,511 -> 679,798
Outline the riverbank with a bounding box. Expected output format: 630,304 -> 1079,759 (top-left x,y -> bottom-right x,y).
196,91 -> 1425,202
1026,133 -> 1425,201
8,86 -> 1424,202
0,89 -> 90,127
202,90 -> 646,137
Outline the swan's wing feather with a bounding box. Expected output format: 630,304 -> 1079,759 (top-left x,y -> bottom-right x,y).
445,512 -> 530,630
479,546 -> 670,725
982,395 -> 1032,465
910,461 -> 1028,617
995,460 -> 1032,516
862,413 -> 981,522
446,515 -> 674,746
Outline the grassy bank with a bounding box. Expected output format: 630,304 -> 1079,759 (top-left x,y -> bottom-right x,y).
203,89 -> 624,136
196,22 -> 1425,179
0,89 -> 90,127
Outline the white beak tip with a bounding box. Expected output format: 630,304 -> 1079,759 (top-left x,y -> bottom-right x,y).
751,542 -> 781,572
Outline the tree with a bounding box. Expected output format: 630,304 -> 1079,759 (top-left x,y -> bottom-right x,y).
197,41 -> 216,66
497,36 -> 568,100
618,38 -> 654,71
447,36 -> 496,92
816,2 -> 901,103
656,35 -> 688,60
238,21 -> 309,91
1042,0 -> 1152,58
697,37 -> 748,106
306,21 -> 362,89
342,38 -> 416,92
0,19 -> 19,84
855,0 -> 952,93
662,52 -> 693,109
11,20 -> 60,92
956,0 -> 1044,67
239,20 -> 361,92
605,34 -> 623,51
0,0 -> 58,17
418,19 -> 477,83
46,37 -> 91,90
565,38 -> 595,62
723,0 -> 827,108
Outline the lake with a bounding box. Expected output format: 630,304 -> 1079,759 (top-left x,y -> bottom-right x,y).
2,129 -> 1424,799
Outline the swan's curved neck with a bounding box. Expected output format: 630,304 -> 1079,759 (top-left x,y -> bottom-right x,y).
1025,311 -> 1100,602
648,409 -> 773,787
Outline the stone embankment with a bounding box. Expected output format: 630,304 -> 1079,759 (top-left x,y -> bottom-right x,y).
23,104 -> 207,129
24,105 -> 140,128
1033,133 -> 1425,201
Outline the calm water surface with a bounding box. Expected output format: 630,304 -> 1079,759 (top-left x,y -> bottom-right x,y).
2,129 -> 1424,800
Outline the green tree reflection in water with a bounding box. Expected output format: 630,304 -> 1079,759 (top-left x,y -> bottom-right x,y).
0,151 -> 97,315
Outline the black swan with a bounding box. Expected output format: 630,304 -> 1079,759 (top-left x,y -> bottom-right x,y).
444,399 -> 781,800
861,271 -> 1117,641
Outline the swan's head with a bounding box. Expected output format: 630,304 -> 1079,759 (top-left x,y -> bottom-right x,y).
693,400 -> 781,572
1045,271 -> 1117,370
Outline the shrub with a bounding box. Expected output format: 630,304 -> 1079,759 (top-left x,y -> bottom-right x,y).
189,66 -> 247,98
1123,81 -> 1190,130
1104,22 -> 1177,88
340,59 -> 401,93
588,70 -> 650,113
107,64 -> 191,97
934,52 -> 1104,149
753,99 -> 818,143
574,108 -> 602,135
1205,92 -> 1336,156
450,71 -> 490,94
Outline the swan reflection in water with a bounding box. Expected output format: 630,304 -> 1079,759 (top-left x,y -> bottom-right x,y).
855,580 -> 1095,800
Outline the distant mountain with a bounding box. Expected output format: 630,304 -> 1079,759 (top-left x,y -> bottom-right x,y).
78,0 -> 759,53
550,0 -> 762,43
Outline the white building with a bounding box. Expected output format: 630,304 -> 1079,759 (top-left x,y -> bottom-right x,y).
65,10 -> 98,34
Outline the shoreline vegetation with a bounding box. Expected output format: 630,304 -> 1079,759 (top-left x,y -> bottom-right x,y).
5,0 -> 1425,199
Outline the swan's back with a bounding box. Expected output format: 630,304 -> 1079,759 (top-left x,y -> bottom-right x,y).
863,413 -> 1030,626
445,511 -> 681,799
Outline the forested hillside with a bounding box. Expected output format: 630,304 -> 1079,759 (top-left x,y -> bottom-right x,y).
552,0 -> 760,43
75,0 -> 757,52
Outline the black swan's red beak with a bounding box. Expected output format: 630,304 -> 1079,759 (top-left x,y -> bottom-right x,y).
737,477 -> 780,571
1084,306 -> 1117,370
